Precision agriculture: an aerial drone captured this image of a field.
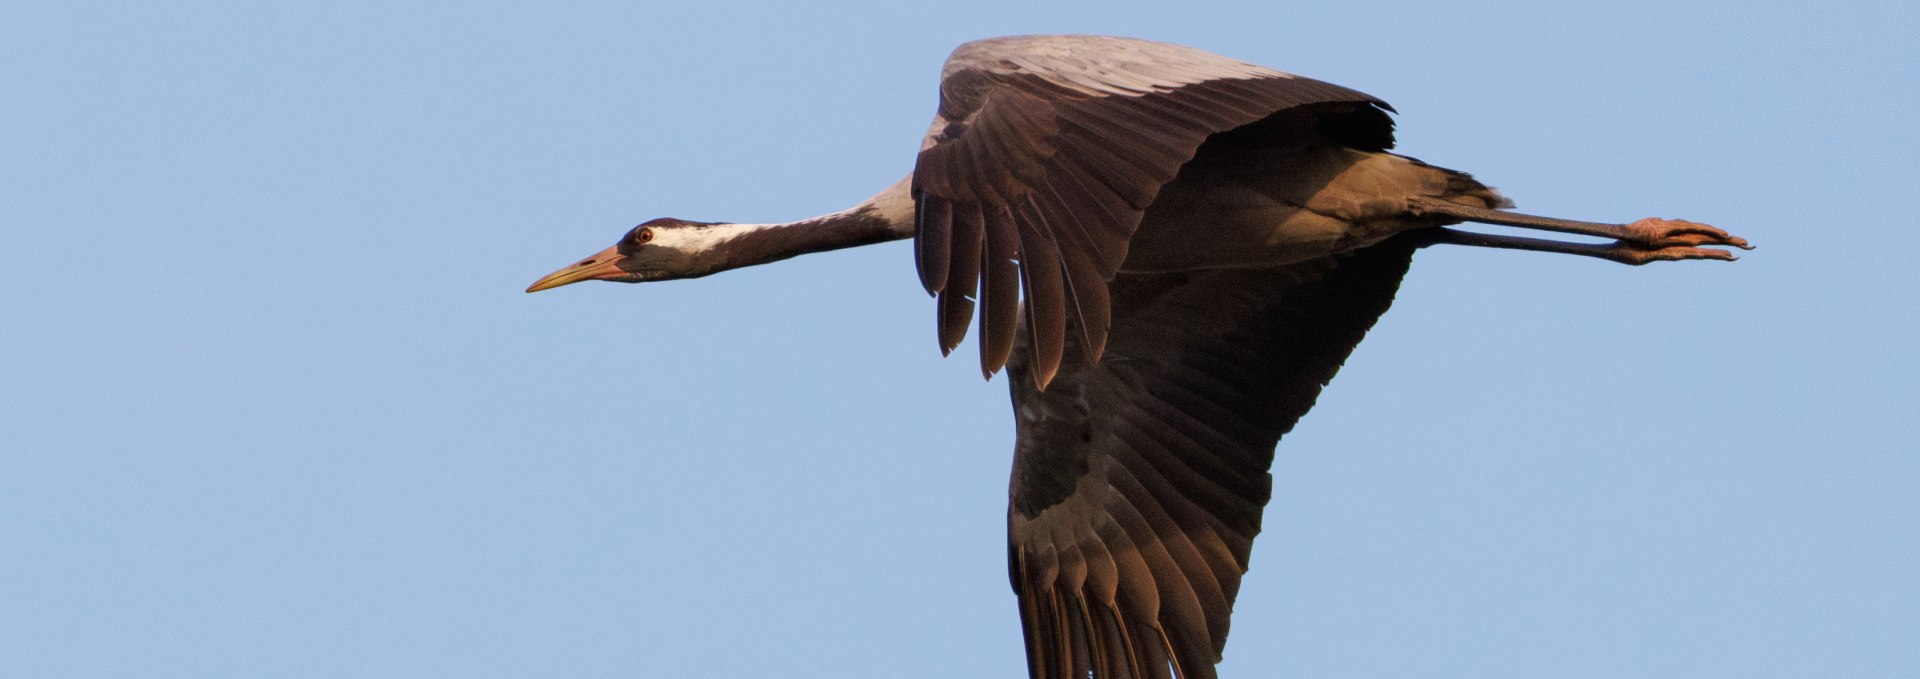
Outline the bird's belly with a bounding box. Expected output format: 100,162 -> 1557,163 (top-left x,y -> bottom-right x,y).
1118,148 -> 1447,273
1120,188 -> 1415,273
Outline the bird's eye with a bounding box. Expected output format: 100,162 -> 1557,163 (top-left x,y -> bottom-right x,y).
634,228 -> 655,244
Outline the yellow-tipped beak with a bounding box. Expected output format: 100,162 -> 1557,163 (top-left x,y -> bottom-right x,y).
526,245 -> 627,293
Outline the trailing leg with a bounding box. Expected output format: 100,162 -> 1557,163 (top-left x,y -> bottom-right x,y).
1408,227 -> 1745,265
1404,197 -> 1752,264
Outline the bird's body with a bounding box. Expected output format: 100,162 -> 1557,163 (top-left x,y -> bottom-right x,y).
1125,141 -> 1507,273
528,35 -> 1749,679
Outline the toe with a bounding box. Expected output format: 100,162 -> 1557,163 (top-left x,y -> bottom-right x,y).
1626,218 -> 1753,250
1648,246 -> 1738,263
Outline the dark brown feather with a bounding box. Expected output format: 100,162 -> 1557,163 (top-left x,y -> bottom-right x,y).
1055,236 -> 1113,364
914,191 -> 951,294
1015,197 -> 1069,389
979,203 -> 1022,377
912,66 -> 1389,381
1005,242 -> 1419,678
936,202 -> 984,354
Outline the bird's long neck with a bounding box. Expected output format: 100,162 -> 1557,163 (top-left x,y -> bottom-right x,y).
705,175 -> 916,272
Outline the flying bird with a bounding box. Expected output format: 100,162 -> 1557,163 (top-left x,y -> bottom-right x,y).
527,35 -> 1749,679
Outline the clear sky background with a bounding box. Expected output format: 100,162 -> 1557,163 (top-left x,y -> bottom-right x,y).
4,1 -> 1915,677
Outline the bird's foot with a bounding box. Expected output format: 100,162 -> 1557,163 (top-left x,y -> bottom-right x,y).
1601,242 -> 1739,265
1620,218 -> 1754,251
1597,218 -> 1753,266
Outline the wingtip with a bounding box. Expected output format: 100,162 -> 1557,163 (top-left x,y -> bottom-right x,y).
1079,324 -> 1109,367
917,266 -> 946,297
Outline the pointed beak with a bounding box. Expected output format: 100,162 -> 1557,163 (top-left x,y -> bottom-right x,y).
526,245 -> 628,293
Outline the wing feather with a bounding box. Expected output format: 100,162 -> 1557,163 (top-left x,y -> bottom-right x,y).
913,35 -> 1390,388
914,192 -> 952,293
936,202 -> 984,354
1015,197 -> 1070,388
980,203 -> 1024,376
1006,241 -> 1419,678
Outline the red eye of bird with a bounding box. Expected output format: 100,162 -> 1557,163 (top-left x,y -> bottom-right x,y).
635,228 -> 654,244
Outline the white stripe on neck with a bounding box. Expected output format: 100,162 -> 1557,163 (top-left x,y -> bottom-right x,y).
651,175 -> 916,256
650,222 -> 782,254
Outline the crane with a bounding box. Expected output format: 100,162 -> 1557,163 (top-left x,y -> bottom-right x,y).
526,34 -> 1750,679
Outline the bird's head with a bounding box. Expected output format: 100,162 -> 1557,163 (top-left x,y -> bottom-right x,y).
525,217 -> 736,292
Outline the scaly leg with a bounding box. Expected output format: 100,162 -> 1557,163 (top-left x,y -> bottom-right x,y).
1405,198 -> 1753,264
1411,228 -> 1749,265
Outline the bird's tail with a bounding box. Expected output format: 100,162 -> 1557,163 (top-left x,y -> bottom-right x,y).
1403,155 -> 1515,211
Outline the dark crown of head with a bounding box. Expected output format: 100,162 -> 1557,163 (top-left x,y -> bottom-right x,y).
639,217 -> 723,228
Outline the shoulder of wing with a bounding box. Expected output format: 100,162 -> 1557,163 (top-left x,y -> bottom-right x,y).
940,34 -> 1296,99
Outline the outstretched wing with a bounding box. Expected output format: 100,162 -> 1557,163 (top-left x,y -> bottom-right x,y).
911,35 -> 1391,388
1004,241 -> 1418,679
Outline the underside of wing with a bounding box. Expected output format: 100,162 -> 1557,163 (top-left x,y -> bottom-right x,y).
1004,239 -> 1420,679
912,36 -> 1394,389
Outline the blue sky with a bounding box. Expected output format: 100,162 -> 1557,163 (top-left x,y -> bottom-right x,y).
4,1 -> 1915,677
